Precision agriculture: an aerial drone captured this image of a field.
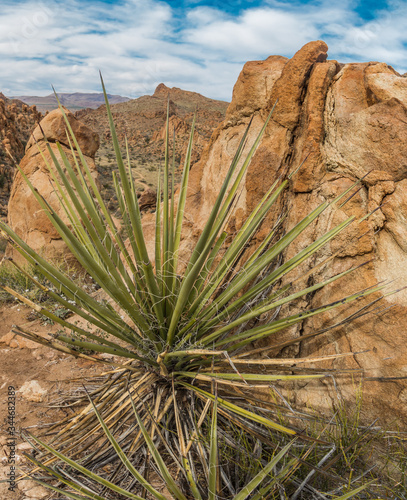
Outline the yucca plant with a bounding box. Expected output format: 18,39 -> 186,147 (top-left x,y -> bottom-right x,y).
0,77 -> 386,498
21,391 -> 375,500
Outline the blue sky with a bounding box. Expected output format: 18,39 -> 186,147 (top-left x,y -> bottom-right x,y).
0,0 -> 406,100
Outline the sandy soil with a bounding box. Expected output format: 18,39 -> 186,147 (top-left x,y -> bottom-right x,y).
0,303 -> 105,499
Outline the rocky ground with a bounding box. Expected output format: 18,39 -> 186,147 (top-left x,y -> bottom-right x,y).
0,303 -> 108,499
0,84 -> 227,226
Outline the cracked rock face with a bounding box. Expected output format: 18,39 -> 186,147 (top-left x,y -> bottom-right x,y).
6,107 -> 99,263
182,41 -> 407,424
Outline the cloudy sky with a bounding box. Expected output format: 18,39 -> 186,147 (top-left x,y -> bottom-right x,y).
1,0 -> 406,101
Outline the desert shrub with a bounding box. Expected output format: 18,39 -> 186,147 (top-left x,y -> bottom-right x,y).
0,82 -> 385,499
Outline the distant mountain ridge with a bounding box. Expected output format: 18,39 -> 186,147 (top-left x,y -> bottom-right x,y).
9,92 -> 130,113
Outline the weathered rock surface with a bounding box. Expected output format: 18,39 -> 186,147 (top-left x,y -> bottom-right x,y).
6,107 -> 99,263
0,94 -> 41,216
138,188 -> 157,211
181,41 -> 407,425
27,106 -> 99,157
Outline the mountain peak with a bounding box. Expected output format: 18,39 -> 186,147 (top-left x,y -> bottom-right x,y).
153,83 -> 171,96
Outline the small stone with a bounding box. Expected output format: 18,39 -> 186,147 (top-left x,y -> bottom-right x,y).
25,485 -> 49,498
17,442 -> 33,451
18,479 -> 37,491
31,349 -> 43,360
19,380 -> 47,402
1,331 -> 40,349
138,188 -> 157,211
0,331 -> 15,345
100,352 -> 114,360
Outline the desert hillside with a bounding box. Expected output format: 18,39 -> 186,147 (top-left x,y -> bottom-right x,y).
75,83 -> 229,209
2,41 -> 407,499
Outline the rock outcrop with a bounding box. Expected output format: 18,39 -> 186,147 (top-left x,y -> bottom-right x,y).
0,94 -> 41,216
138,188 -> 157,211
6,107 -> 99,263
181,41 -> 407,425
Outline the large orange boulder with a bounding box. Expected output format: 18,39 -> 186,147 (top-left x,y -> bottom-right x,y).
26,107 -> 99,157
6,108 -> 99,263
181,41 -> 407,425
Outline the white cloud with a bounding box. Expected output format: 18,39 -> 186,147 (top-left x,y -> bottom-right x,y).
0,0 -> 406,101
183,8 -> 320,59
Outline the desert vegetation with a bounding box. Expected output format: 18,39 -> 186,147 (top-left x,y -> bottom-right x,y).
1,80 -> 406,499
